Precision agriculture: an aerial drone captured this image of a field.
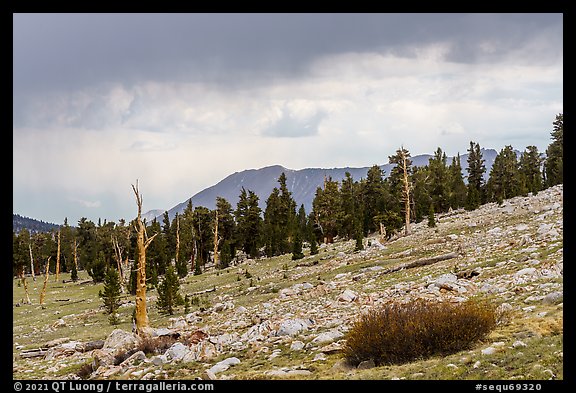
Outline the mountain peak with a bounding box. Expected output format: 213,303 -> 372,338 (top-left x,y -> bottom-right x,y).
160,150 -> 499,221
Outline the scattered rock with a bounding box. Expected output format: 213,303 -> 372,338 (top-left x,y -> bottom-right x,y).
542,291 -> 563,305
338,289 -> 357,302
357,359 -> 376,369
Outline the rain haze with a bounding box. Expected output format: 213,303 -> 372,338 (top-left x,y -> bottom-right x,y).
13,13 -> 563,225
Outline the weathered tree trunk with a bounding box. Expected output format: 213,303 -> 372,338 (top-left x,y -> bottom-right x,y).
55,230 -> 61,282
112,235 -> 126,293
132,181 -> 158,337
39,257 -> 51,306
175,214 -> 180,267
213,210 -> 219,268
29,242 -> 36,282
19,272 -> 31,304
400,149 -> 412,236
73,238 -> 79,277
382,252 -> 458,275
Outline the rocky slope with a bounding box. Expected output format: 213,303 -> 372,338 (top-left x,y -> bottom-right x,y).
13,185 -> 563,380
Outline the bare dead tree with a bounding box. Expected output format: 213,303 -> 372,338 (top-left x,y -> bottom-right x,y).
73,238 -> 79,279
131,180 -> 158,336
399,147 -> 413,236
213,210 -> 219,269
55,230 -> 61,282
175,214 -> 180,267
28,242 -> 36,282
19,271 -> 31,304
39,256 -> 51,306
112,235 -> 126,293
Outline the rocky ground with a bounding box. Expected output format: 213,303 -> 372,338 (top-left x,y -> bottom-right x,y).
13,185 -> 563,380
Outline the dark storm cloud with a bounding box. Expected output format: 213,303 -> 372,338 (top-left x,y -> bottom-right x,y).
14,13 -> 562,93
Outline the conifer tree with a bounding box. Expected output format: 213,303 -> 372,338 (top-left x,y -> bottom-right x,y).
340,172 -> 358,239
427,204 -> 436,228
544,113 -> 563,187
389,147 -> 413,235
465,142 -> 486,210
291,231 -> 304,260
99,267 -> 122,324
519,145 -> 543,195
263,173 -> 297,256
216,197 -> 236,268
428,147 -> 450,213
486,145 -> 520,204
156,265 -> 183,315
89,251 -> 107,283
448,154 -> 467,210
235,188 -> 263,258
312,176 -> 340,243
361,165 -> 388,235
411,165 -> 431,223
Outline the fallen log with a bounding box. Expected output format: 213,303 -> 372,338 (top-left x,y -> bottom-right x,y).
189,287 -> 216,297
381,251 -> 458,275
19,349 -> 47,359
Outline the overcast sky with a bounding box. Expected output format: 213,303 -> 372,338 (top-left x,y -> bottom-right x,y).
13,13 -> 563,225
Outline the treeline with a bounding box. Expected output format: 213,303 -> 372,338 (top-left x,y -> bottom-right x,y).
13,114 -> 563,289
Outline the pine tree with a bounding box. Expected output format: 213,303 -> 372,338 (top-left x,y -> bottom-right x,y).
354,222 -> 364,251
518,145 -> 543,196
216,197 -> 236,268
360,165 -> 388,235
427,204 -> 436,228
339,172 -> 359,239
263,173 -> 297,256
89,251 -> 107,283
465,142 -> 486,210
389,147 -> 413,235
486,145 -> 520,204
544,113 -> 563,187
312,176 -> 341,243
309,234 -> 319,255
99,267 -> 122,324
235,188 -> 263,258
156,265 -> 183,315
428,147 -> 450,213
291,231 -> 304,260
411,165 -> 431,223
448,154 -> 467,210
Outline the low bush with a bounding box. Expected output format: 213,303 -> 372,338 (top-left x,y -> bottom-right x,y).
342,298 -> 498,366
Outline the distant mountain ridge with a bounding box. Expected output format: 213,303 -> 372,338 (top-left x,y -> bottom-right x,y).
13,214 -> 61,234
156,148 -> 500,222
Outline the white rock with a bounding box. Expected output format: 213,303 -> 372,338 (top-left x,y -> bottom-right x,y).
481,347 -> 497,355
512,341 -> 527,348
276,319 -> 313,336
338,289 -> 357,302
514,268 -> 537,278
311,329 -> 344,345
290,341 -> 305,351
165,342 -> 190,361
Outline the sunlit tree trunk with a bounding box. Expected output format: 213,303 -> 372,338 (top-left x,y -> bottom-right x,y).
112,235 -> 126,293
55,230 -> 61,282
400,149 -> 412,236
132,180 -> 158,337
19,272 -> 31,304
39,256 -> 51,306
175,215 -> 180,267
29,242 -> 36,282
213,210 -> 219,268
73,238 -> 79,276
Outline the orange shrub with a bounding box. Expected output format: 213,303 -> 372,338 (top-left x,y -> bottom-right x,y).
342,298 -> 497,366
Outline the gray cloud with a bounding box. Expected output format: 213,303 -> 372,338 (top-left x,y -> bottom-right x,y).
13,13 -> 563,224
13,13 -> 562,92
